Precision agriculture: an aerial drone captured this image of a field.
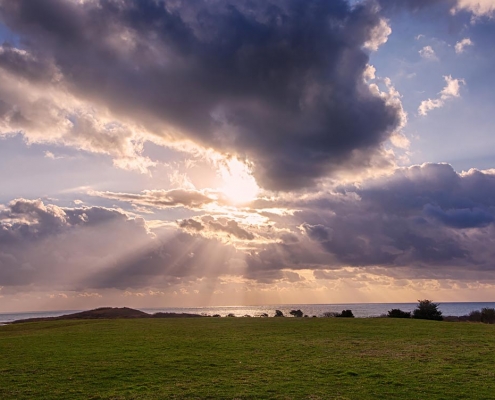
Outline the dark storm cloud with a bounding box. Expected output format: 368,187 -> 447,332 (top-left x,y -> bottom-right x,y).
0,43 -> 57,83
301,223 -> 332,242
423,204 -> 494,229
293,164 -> 495,273
0,0 -> 404,190
377,0 -> 455,12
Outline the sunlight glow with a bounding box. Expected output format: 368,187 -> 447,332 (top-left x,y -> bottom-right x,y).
219,158 -> 259,204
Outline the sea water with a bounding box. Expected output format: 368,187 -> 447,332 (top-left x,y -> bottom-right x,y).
2,302 -> 495,323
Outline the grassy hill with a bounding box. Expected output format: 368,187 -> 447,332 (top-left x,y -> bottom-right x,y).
1,317 -> 494,399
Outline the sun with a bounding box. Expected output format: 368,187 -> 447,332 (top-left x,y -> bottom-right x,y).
219,158 -> 259,205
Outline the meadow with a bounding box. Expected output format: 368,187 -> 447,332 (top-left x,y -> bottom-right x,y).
1,318 -> 494,399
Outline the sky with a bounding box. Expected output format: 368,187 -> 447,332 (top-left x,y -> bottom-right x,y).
1,0 -> 495,312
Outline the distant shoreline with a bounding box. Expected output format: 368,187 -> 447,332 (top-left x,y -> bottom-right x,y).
3,302 -> 495,324
8,307 -> 204,324
3,304 -> 495,324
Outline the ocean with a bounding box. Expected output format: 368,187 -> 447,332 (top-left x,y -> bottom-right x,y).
1,302 -> 495,324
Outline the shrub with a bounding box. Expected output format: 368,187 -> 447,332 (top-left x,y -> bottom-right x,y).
336,310 -> 354,318
290,309 -> 304,318
227,313 -> 236,317
468,310 -> 482,322
259,313 -> 269,318
481,308 -> 495,324
412,300 -> 443,321
274,310 -> 284,317
322,312 -> 338,318
387,309 -> 411,319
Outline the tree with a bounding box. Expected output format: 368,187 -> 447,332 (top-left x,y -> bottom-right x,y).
481,308 -> 495,324
412,300 -> 443,321
322,311 -> 338,318
336,310 -> 354,318
468,310 -> 482,322
290,309 -> 303,318
387,309 -> 411,318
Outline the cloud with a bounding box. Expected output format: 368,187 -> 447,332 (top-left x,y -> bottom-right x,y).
378,0 -> 495,19
455,38 -> 473,53
454,0 -> 495,17
423,203 -> 494,228
419,45 -> 438,60
91,189 -> 215,209
293,164 -> 495,273
0,52 -> 155,173
3,164 -> 495,292
81,232 -> 240,290
178,219 -> 204,232
244,163 -> 495,281
206,219 -> 255,241
0,0 -> 405,190
300,223 -> 333,242
364,17 -> 392,51
418,75 -> 465,116
0,199 -> 152,287
178,216 -> 255,241
377,0 -> 456,13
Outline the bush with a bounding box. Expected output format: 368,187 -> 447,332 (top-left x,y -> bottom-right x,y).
290,309 -> 304,318
274,310 -> 284,317
336,310 -> 354,318
322,312 -> 338,318
322,311 -> 338,318
387,309 -> 411,319
412,300 -> 443,321
468,310 -> 482,322
321,310 -> 354,318
481,308 -> 495,324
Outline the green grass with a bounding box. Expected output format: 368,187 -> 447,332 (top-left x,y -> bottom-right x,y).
1,318 -> 494,399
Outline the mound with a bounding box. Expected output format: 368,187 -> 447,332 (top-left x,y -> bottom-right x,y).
11,307 -> 205,323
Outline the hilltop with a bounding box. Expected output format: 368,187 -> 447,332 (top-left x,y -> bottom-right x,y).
10,307 -> 203,323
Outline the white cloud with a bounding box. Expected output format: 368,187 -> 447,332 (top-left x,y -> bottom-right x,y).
454,0 -> 495,17
419,46 -> 437,60
90,188 -> 216,210
455,38 -> 474,53
418,75 -> 465,116
363,64 -> 376,81
364,18 -> 392,51
0,59 -> 155,174
440,75 -> 465,98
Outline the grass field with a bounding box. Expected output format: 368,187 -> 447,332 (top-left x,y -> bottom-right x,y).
1,318 -> 494,399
